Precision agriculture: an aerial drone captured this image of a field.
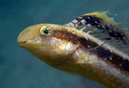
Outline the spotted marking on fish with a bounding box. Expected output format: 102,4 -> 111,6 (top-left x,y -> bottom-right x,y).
71,15 -> 129,44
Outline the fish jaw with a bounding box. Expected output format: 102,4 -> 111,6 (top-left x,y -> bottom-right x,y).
17,24 -> 42,47
17,24 -> 50,61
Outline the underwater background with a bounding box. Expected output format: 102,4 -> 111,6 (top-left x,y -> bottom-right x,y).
0,0 -> 129,88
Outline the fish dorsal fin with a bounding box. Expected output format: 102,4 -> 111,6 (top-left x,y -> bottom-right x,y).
83,11 -> 117,25
65,11 -> 129,60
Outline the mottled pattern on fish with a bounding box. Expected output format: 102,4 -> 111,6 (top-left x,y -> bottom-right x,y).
66,11 -> 129,73
68,12 -> 129,43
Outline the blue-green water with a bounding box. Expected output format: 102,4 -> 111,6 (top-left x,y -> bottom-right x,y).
0,0 -> 129,88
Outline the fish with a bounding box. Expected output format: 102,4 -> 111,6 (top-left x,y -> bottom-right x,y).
17,11 -> 129,88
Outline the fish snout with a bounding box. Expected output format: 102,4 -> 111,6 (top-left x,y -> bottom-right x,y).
17,25 -> 41,47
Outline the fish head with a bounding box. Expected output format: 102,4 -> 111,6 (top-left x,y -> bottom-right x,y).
17,24 -> 81,68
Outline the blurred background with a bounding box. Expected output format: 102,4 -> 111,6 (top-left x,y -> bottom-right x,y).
0,0 -> 129,88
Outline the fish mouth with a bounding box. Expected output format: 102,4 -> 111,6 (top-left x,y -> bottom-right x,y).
17,30 -> 31,48
18,41 -> 28,47
17,34 -> 26,47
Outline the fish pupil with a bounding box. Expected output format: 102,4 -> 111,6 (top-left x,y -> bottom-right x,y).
44,29 -> 49,34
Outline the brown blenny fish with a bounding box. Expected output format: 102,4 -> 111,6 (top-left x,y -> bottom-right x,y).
17,11 -> 129,88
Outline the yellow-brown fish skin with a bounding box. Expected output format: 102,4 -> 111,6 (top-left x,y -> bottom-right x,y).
17,24 -> 80,67
17,24 -> 129,88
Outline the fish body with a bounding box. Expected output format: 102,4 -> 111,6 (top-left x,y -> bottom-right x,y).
17,12 -> 129,88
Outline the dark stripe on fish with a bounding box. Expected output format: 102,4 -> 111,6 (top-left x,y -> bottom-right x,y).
73,15 -> 128,43
52,30 -> 129,72
52,30 -> 79,44
79,37 -> 129,72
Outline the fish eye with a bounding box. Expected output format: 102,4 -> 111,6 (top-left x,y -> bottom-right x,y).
40,26 -> 49,35
43,28 -> 49,34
